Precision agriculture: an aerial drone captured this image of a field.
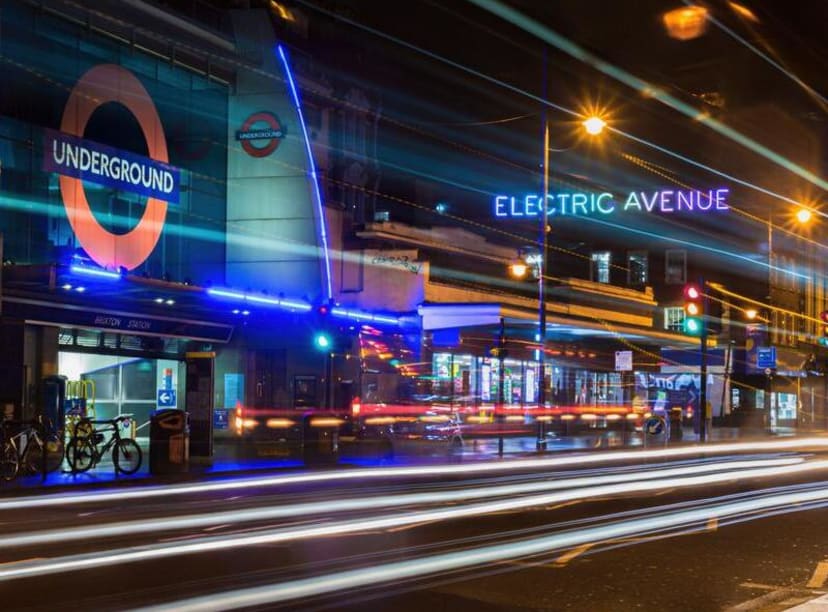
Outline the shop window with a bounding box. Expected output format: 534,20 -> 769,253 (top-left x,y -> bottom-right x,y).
627,251 -> 648,286
591,251 -> 611,284
664,306 -> 685,332
665,250 -> 687,284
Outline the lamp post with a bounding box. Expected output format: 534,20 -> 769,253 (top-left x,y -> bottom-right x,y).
764,207 -> 812,433
510,115 -> 606,450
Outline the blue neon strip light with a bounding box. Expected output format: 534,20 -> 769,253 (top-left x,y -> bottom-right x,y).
277,45 -> 333,301
70,265 -> 122,280
207,288 -> 312,312
331,307 -> 401,326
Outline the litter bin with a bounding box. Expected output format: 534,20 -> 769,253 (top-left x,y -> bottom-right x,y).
669,407 -> 683,441
302,414 -> 340,465
150,409 -> 190,474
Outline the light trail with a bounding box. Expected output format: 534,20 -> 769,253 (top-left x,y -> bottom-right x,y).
0,458 -> 798,550
134,483 -> 828,611
1,458 -> 826,582
2,438 -> 827,511
295,0 -> 811,210
469,0 -> 828,192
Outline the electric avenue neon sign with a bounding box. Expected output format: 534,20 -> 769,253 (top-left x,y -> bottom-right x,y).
494,188 -> 730,218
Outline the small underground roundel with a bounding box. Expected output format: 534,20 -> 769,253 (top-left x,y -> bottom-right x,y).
236,111 -> 287,158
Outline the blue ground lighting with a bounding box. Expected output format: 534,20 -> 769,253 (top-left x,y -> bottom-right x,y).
69,265 -> 123,280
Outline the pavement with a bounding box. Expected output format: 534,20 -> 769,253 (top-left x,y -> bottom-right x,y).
0,425 -> 803,493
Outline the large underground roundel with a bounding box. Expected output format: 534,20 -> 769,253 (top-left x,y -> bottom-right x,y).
59,64 -> 170,270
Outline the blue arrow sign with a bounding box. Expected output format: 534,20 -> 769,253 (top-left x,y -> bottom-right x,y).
157,389 -> 177,407
757,347 -> 777,370
644,416 -> 665,436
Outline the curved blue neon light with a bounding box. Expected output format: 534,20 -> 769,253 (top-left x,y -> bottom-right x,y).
277,45 -> 333,301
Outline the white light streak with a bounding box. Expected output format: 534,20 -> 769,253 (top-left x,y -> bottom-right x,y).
135,484 -> 828,611
1,438 -> 825,512
0,459 -> 825,582
0,458 -> 797,550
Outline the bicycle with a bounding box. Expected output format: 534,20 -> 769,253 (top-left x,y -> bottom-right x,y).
1,416 -> 64,481
67,416 -> 142,475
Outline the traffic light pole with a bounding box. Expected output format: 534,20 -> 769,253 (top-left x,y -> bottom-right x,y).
699,276 -> 708,443
536,121 -> 549,451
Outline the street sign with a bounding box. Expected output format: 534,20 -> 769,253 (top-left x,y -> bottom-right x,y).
614,350 -> 633,371
644,416 -> 665,436
757,346 -> 777,370
157,389 -> 177,407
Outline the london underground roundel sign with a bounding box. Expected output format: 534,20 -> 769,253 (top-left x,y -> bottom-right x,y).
236,111 -> 287,158
59,64 -> 170,271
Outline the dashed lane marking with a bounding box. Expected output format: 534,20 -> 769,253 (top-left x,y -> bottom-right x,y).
807,561 -> 828,589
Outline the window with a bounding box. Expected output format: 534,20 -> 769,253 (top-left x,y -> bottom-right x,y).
665,250 -> 687,284
591,251 -> 611,284
665,307 -> 685,332
627,251 -> 648,286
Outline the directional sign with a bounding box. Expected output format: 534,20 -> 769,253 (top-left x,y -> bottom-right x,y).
157,389 -> 177,407
757,347 -> 777,370
644,416 -> 665,436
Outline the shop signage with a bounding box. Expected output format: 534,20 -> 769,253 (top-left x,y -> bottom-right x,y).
370,253 -> 422,274
54,64 -> 174,271
236,111 -> 287,158
493,188 -> 730,218
614,350 -> 633,372
3,298 -> 234,343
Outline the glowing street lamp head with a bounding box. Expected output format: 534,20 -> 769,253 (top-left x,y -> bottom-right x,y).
509,262 -> 529,279
662,5 -> 709,40
744,308 -> 758,320
583,116 -> 606,136
796,208 -> 813,224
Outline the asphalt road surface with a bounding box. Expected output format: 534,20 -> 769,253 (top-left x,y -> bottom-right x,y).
4,438 -> 828,611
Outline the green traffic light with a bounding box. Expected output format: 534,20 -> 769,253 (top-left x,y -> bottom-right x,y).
819,337 -> 828,347
313,332 -> 332,350
684,317 -> 701,335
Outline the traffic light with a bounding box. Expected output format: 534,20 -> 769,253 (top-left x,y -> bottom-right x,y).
311,301 -> 354,353
819,311 -> 828,347
313,331 -> 333,351
312,301 -> 334,351
683,283 -> 703,335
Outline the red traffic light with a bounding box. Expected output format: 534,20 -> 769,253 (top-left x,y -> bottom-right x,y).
684,284 -> 700,300
820,311 -> 828,323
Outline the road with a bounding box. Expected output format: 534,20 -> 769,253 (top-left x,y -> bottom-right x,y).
4,439 -> 828,611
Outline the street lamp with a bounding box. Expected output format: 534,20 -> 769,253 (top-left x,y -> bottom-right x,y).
518,114 -> 607,449
764,205 -> 813,433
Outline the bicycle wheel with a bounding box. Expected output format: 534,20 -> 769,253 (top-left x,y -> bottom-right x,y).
1,440 -> 18,481
25,432 -> 65,475
67,437 -> 95,473
113,439 -> 142,475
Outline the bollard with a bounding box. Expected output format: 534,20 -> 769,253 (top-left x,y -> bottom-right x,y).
498,435 -> 504,457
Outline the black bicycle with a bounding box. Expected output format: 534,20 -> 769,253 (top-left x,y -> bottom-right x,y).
67,416 -> 142,475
